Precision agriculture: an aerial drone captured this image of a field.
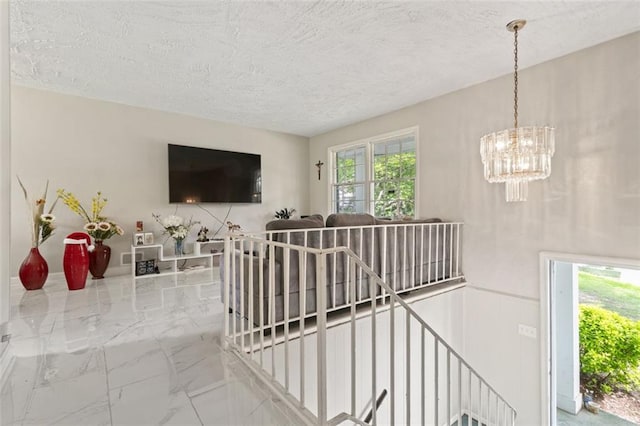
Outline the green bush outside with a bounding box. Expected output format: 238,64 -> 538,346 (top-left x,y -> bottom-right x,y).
579,304 -> 640,395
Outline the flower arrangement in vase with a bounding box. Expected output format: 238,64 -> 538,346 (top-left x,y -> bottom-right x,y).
152,213 -> 199,256
57,190 -> 124,279
17,177 -> 59,290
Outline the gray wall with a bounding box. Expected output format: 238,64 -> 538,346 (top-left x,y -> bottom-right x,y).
10,86 -> 310,275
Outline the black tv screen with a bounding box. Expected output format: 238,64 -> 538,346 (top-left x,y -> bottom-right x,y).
168,144 -> 262,203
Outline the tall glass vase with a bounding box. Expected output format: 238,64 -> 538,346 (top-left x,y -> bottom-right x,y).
174,239 -> 184,256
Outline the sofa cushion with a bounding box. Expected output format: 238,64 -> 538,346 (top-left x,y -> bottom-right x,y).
326,213 -> 376,227
266,214 -> 324,230
301,214 -> 324,222
374,217 -> 443,225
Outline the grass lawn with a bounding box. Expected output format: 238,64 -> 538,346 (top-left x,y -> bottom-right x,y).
579,272 -> 640,321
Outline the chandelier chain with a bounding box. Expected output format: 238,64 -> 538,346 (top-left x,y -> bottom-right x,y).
513,25 -> 519,129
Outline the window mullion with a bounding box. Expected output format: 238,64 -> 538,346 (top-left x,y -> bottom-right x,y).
366,141 -> 373,215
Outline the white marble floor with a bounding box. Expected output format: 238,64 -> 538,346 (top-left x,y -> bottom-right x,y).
1,270 -> 299,425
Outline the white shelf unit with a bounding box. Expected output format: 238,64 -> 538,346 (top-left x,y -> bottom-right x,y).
131,244 -> 215,280
193,239 -> 225,266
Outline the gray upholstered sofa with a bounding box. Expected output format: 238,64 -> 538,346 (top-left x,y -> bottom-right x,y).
223,213 -> 455,326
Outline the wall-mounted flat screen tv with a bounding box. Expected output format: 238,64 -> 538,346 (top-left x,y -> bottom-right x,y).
168,144 -> 262,204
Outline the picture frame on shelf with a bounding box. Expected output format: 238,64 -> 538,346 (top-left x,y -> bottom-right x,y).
135,259 -> 156,276
134,233 -> 144,246
144,232 -> 154,245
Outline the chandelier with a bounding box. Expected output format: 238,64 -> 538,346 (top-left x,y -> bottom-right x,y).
480,19 -> 555,202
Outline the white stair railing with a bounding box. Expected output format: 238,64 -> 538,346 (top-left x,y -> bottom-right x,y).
223,227 -> 515,426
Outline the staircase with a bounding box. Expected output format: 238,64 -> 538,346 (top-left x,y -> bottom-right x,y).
453,414 -> 485,426
222,230 -> 516,425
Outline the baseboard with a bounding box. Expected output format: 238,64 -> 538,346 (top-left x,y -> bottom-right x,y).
12,270 -> 65,281
103,264 -> 129,277
12,265 -> 131,282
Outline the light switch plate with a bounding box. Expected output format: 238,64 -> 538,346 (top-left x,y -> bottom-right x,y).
518,324 -> 537,339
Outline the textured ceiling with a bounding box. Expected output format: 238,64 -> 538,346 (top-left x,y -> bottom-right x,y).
9,1 -> 640,137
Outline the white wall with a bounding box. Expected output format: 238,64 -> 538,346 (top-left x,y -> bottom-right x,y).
10,86 -> 310,275
309,32 -> 640,425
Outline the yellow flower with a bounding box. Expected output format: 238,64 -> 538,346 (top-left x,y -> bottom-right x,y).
58,189 -> 91,222
58,190 -> 123,241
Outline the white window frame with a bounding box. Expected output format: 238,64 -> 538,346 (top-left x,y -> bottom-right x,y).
327,126 -> 419,217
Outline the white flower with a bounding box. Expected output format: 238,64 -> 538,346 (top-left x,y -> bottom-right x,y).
98,222 -> 111,231
84,222 -> 98,232
40,214 -> 55,223
171,226 -> 188,239
115,225 -> 124,235
162,215 -> 183,228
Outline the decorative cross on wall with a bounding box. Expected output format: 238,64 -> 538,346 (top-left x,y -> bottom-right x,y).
315,160 -> 324,180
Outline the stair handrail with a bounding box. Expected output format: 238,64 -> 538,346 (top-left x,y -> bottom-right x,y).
341,245 -> 517,424
223,231 -> 516,425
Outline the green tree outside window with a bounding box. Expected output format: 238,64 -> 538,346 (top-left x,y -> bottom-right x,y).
332,132 -> 416,217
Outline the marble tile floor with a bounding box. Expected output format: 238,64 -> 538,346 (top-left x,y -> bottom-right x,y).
1,271 -> 300,425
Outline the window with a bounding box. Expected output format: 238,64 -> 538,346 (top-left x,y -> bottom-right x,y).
330,128 -> 417,218
333,146 -> 367,214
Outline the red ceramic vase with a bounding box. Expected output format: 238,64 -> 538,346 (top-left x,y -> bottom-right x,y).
89,240 -> 111,279
63,233 -> 91,291
18,247 -> 49,290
